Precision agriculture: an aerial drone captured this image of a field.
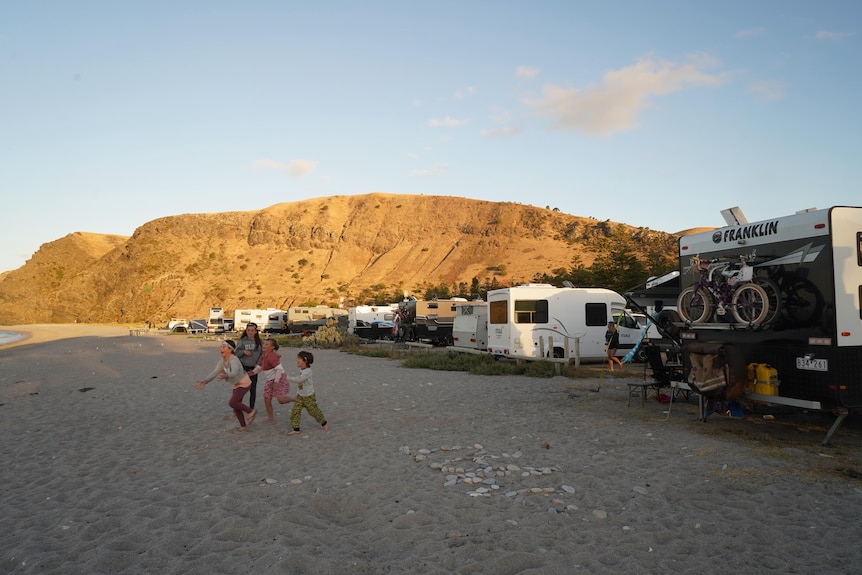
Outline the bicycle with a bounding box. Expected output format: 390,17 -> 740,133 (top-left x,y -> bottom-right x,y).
754,264 -> 823,327
677,254 -> 771,326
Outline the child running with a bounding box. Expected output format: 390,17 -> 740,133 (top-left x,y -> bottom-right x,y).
249,338 -> 295,423
286,350 -> 329,435
196,339 -> 256,432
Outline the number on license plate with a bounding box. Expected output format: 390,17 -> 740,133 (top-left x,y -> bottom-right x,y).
796,357 -> 828,372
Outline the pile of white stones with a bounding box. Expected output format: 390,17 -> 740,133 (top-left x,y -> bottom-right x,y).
401,442 -> 578,502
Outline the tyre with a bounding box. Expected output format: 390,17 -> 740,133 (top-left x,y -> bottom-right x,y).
731,282 -> 770,325
781,278 -> 823,325
655,309 -> 681,338
754,277 -> 782,326
677,286 -> 712,324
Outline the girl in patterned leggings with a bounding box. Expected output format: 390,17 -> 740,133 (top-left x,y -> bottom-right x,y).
286,351 -> 329,435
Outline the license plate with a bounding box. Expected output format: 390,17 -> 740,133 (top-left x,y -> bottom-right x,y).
796,357 -> 828,372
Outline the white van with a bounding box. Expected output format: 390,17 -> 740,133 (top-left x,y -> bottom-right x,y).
486,284 -> 641,362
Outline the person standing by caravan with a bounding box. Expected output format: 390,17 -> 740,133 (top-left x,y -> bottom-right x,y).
286,351 -> 329,435
196,340 -> 256,432
235,322 -> 263,410
606,321 -> 623,372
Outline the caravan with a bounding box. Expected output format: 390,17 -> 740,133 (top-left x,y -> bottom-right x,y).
286,306 -> 348,334
676,206 -> 862,441
348,304 -> 399,339
233,308 -> 288,333
486,284 -> 641,362
396,298 -> 465,345
451,301 -> 488,351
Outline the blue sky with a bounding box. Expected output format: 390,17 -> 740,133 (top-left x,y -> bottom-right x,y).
2,1 -> 860,273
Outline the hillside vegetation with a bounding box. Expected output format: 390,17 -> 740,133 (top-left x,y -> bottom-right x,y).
0,193 -> 682,325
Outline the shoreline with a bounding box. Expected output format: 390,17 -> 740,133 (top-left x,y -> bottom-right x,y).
0,324 -> 137,349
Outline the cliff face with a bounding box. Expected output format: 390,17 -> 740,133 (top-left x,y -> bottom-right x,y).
0,193 -> 679,325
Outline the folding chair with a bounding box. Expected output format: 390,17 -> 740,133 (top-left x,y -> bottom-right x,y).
644,344 -> 685,388
635,343 -> 685,407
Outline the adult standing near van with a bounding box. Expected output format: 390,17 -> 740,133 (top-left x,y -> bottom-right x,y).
605,322 -> 623,372
235,322 -> 263,409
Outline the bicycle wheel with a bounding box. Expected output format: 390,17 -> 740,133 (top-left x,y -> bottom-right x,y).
781,278 -> 823,325
677,286 -> 712,324
731,282 -> 769,325
754,277 -> 782,326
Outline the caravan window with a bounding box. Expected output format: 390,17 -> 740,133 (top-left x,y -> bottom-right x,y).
514,300 -> 549,324
489,301 -> 508,324
584,303 -> 608,326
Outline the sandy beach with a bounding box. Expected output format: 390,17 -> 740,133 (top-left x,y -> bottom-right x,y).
2,325 -> 862,574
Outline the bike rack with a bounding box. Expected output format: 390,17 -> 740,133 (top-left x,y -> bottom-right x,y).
675,321 -> 771,331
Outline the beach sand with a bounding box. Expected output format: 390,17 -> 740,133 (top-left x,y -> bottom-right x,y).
2,325 -> 862,574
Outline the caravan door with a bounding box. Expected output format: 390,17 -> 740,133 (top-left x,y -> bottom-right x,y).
487,294 -> 513,356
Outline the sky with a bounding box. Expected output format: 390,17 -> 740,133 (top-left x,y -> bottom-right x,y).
1,1 -> 861,273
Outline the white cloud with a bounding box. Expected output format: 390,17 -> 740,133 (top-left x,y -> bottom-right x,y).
816,30 -> 855,41
526,55 -> 725,135
454,86 -> 476,99
427,116 -> 468,127
516,65 -> 539,79
287,159 -> 317,177
735,27 -> 765,39
412,163 -> 449,177
252,158 -> 317,177
749,80 -> 784,101
489,106 -> 512,125
481,127 -> 522,138
252,158 -> 288,171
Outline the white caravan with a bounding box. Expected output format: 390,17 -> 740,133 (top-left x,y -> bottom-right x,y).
451,301 -> 488,351
486,284 -> 641,362
233,308 -> 288,333
286,306 -> 347,324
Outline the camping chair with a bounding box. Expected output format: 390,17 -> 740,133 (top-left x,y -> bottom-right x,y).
640,344 -> 686,403
645,344 -> 685,385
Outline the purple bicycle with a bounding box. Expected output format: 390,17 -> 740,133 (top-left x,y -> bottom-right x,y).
677,254 -> 771,326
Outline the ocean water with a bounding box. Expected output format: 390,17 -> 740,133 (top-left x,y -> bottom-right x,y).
0,331 -> 26,346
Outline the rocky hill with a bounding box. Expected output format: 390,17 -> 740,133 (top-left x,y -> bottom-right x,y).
0,193 -> 682,325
